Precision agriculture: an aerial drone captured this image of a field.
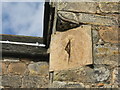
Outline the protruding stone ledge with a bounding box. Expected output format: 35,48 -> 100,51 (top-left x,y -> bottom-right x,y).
58,11 -> 118,26
1,43 -> 49,60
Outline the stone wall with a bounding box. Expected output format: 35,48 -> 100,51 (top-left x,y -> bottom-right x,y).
50,2 -> 120,88
0,1 -> 119,89
0,57 -> 49,88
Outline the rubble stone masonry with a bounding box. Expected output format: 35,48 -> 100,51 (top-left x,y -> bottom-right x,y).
50,1 -> 120,88
0,1 -> 120,89
0,58 -> 49,88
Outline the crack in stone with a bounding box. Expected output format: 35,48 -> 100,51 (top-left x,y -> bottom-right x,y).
65,40 -> 71,64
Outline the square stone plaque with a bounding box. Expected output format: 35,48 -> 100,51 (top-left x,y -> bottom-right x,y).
50,25 -> 93,71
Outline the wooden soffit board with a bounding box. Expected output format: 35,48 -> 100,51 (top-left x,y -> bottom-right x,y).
50,25 -> 93,71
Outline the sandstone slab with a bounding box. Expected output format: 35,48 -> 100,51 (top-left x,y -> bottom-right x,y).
2,75 -> 22,88
93,42 -> 119,66
78,13 -> 118,26
54,66 -> 95,83
50,81 -> 84,88
99,2 -> 119,13
50,25 -> 92,71
53,65 -> 110,83
0,62 -> 9,75
58,11 -> 118,26
8,62 -> 26,75
28,62 -> 49,76
99,26 -> 119,43
57,2 -> 98,13
58,11 -> 79,24
1,63 -> 8,75
22,76 -> 48,88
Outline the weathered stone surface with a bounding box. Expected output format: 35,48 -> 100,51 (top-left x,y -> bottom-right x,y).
50,25 -> 92,71
99,2 -> 119,13
93,42 -> 119,66
50,81 -> 84,88
78,13 -> 118,26
2,75 -> 22,88
22,76 -> 48,88
1,63 -> 8,75
64,82 -> 84,88
57,2 -> 98,13
92,26 -> 119,66
51,81 -> 118,88
92,29 -> 100,44
54,66 -> 95,83
28,62 -> 49,76
58,11 -> 118,26
8,62 -> 26,75
54,65 -> 111,83
54,70 -> 80,82
112,67 -> 119,86
50,81 -> 67,88
104,14 -> 120,20
99,26 -> 119,43
58,11 -> 79,24
94,65 -> 110,82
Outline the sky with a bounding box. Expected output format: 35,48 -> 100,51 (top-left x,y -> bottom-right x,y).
2,2 -> 45,37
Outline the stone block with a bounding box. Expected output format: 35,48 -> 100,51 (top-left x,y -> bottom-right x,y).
50,81 -> 67,88
78,13 -> 118,26
93,42 -> 119,66
54,65 -> 111,83
8,62 -> 26,75
22,76 -> 48,88
0,63 -> 8,75
99,2 -> 119,13
92,29 -> 100,44
50,25 -> 92,71
94,65 -> 110,83
112,67 -> 119,86
98,26 -> 119,44
50,81 -> 84,88
28,62 -> 49,76
54,66 -> 95,83
2,75 -> 22,88
58,11 -> 118,26
57,2 -> 98,13
58,11 -> 79,24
